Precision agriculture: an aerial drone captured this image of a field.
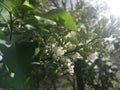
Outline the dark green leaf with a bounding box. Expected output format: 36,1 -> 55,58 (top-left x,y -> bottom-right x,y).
0,0 -> 22,11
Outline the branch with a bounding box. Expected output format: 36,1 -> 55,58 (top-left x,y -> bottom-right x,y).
62,0 -> 67,10
9,11 -> 13,40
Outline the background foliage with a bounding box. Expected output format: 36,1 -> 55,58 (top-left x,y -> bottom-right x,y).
0,0 -> 120,90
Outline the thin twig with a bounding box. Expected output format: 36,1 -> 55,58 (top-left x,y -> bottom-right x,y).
9,11 -> 13,40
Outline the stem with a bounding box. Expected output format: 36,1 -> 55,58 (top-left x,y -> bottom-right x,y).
9,11 -> 13,40
74,60 -> 85,90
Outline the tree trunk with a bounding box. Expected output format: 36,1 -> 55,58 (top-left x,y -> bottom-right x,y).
72,77 -> 76,90
74,60 -> 85,90
52,79 -> 57,90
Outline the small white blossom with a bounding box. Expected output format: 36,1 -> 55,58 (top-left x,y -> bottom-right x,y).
94,65 -> 98,69
52,43 -> 56,48
72,52 -> 83,60
85,60 -> 89,63
108,69 -> 112,73
0,56 -> 2,61
111,65 -> 117,69
25,24 -> 33,30
10,72 -> 15,78
106,62 -> 111,66
53,47 -> 65,56
34,16 -> 41,20
104,36 -> 115,43
67,43 -> 76,50
65,31 -> 76,38
67,62 -> 74,75
87,52 -> 99,63
80,24 -> 85,28
108,44 -> 115,51
88,62 -> 92,66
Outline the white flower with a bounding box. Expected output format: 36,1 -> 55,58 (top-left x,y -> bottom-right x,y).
108,69 -> 112,73
65,31 -> 76,38
87,52 -> 99,63
106,62 -> 111,66
66,42 -> 76,50
111,65 -> 117,69
67,62 -> 74,75
10,72 -> 15,78
25,24 -> 33,30
94,65 -> 98,69
85,60 -> 89,63
52,43 -> 56,48
34,16 -> 41,20
53,47 -> 65,56
88,62 -> 92,66
0,56 -> 3,61
72,52 -> 83,60
108,44 -> 115,51
104,36 -> 115,43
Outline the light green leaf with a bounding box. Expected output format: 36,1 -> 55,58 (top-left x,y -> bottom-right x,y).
23,0 -> 36,10
41,9 -> 77,31
22,0 -> 77,31
34,47 -> 40,56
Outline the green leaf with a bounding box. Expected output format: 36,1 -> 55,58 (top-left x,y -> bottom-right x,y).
0,8 -> 10,22
0,22 -> 7,27
31,62 -> 40,65
0,0 -> 22,11
41,9 -> 77,31
34,47 -> 40,56
22,0 -> 77,31
23,0 -> 35,9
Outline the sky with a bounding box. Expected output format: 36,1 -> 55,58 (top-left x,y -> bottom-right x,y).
104,0 -> 120,17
